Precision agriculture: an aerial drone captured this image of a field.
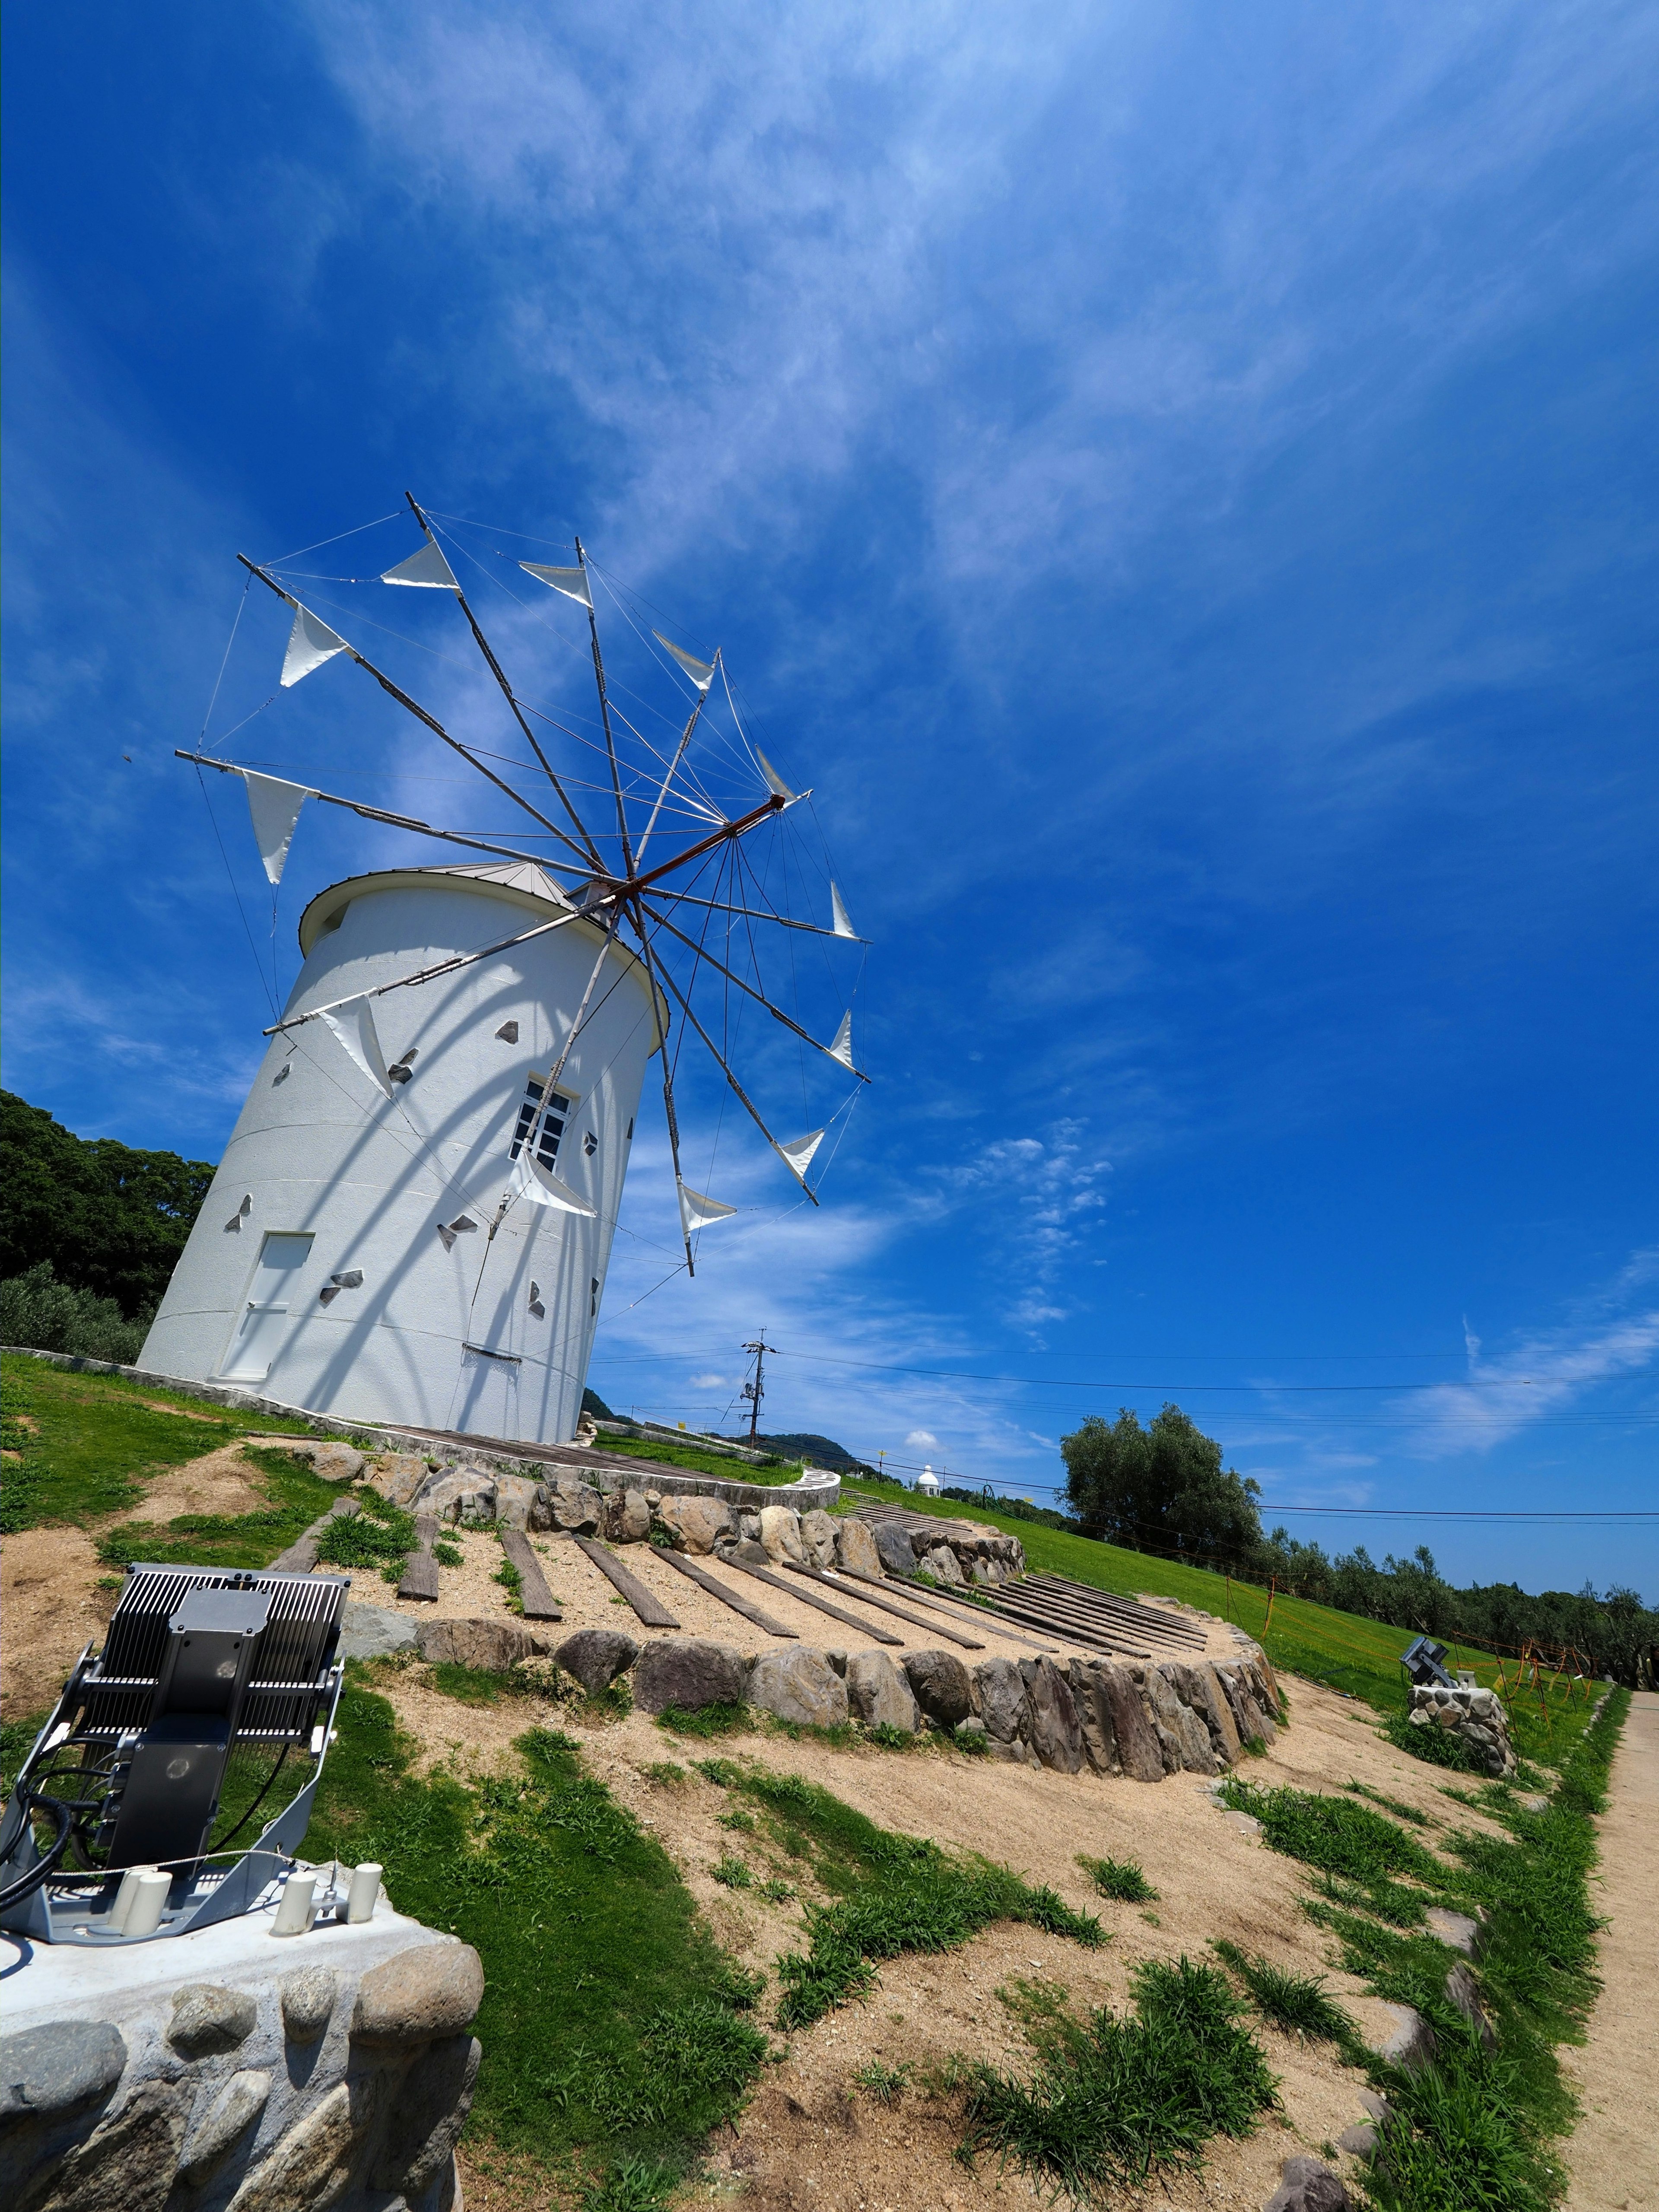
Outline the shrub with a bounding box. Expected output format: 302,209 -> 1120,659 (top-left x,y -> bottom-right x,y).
0,1262 -> 149,1363
1077,1853 -> 1158,1902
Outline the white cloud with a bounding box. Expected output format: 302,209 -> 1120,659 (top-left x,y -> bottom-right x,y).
904,1429 -> 938,1448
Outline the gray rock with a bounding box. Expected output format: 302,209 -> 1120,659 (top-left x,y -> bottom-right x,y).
221,2078 -> 354,2212
1067,1660 -> 1119,1775
903,1649 -> 973,1729
920,1544 -> 965,1587
415,1617 -> 543,1670
179,2069 -> 272,2185
616,1488 -> 652,1541
956,1717 -> 989,1747
1520,1792 -> 1549,1814
974,1656 -> 1032,1746
279,1967 -> 337,2044
376,1453 -> 431,1505
1143,1666 -> 1216,1773
1171,1662 -> 1242,1764
632,1637 -> 749,1715
337,1600 -> 418,1662
555,1627 -> 640,1694
1224,1810 -> 1262,1838
492,1473 -> 542,1529
871,1521 -> 917,1578
1358,2088 -> 1389,2122
309,1442 -> 365,1484
1214,1664 -> 1268,1748
1096,1662 -> 1166,1781
1426,1907 -> 1481,1955
823,1648 -> 849,1676
1264,2154 -> 1351,2211
413,1468 -> 497,1524
748,1648 -> 849,1728
352,1940 -> 485,2046
1020,1656 -> 1085,1773
1373,2002 -> 1436,2072
168,1984 -> 258,2058
1336,2122 -> 1378,2156
737,1511 -> 762,1542
758,1505 -> 806,1565
370,2034 -> 480,2196
541,1478 -> 606,1536
1444,1962 -> 1498,2051
721,1538 -> 771,1564
33,2079 -> 189,2212
656,1496 -> 734,1554
845,1649 -> 918,1731
799,1509 -> 838,1569
833,1519 -> 883,1578
0,2020 -> 126,2126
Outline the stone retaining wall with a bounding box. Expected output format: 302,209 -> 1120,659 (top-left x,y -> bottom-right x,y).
1408,1681 -> 1517,1777
2,1898 -> 481,2212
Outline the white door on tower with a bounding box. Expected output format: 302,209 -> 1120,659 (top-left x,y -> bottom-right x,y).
220,1231 -> 314,1382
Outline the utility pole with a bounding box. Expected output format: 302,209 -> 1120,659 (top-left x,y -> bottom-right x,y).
740,1332 -> 777,1447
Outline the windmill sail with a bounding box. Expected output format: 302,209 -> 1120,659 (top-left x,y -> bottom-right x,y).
520,561 -> 592,608
753,747 -> 797,803
381,543 -> 459,590
653,631 -> 715,691
830,883 -> 856,938
678,1182 -> 739,1234
776,1128 -> 825,1182
242,771 -> 311,886
280,604 -> 349,687
511,1152 -> 597,1217
321,996 -> 392,1097
828,1011 -> 855,1070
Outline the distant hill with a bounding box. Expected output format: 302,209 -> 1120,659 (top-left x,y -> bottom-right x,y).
739,1431 -> 880,1477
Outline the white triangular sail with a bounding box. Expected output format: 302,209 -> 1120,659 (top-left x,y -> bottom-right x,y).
381,542 -> 459,590
678,1182 -> 739,1234
830,883 -> 856,938
242,771 -> 312,886
828,1011 -> 855,1070
653,631 -> 715,691
520,561 -> 592,608
753,747 -> 797,802
511,1150 -> 597,1217
776,1128 -> 825,1182
280,604 -> 349,687
320,996 -> 392,1097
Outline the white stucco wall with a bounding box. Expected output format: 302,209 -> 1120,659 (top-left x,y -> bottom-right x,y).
141,864 -> 661,1444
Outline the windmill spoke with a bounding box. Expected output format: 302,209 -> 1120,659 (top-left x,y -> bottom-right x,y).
623,901 -> 699,1272
642,897 -> 868,1079
573,536 -> 635,877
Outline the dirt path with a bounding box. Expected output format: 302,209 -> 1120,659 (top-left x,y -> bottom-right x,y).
1561,1689 -> 1659,2212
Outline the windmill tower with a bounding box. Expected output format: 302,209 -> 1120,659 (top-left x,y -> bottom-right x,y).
143,496 -> 866,1443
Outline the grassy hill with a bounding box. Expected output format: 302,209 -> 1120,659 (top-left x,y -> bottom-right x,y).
842,1477 -> 1595,1764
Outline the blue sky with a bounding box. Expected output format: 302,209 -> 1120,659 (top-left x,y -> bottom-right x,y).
4,3 -> 1656,1598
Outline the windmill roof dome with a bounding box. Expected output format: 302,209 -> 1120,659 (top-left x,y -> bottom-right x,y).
296,858 -> 577,956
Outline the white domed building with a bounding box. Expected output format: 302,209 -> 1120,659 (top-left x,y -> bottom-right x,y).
141,859 -> 664,1443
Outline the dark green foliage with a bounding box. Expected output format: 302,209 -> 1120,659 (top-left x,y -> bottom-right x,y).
750,1431 -> 880,1476
582,1386 -> 618,1421
1076,1853 -> 1157,1902
1220,1777 -> 1446,1893
306,1693 -> 766,2180
312,1491 -> 418,1571
582,1433 -> 801,1484
1386,1709 -> 1480,1771
711,1855 -> 753,1889
427,1662 -> 534,1707
0,1090 -> 214,1318
1210,1941 -> 1354,2045
1346,1779 -> 1432,1825
0,1262 -> 149,1363
580,2154 -> 677,2211
1060,1404 -> 1265,1571
655,1702 -> 751,1740
960,1958 -> 1278,2202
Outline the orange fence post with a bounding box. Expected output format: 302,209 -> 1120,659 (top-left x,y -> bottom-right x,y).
1263,1579 -> 1277,1636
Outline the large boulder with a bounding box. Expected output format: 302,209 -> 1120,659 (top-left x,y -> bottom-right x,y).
337,1601 -> 418,1662
799,1509 -> 838,1569
1020,1657 -> 1084,1773
0,2020 -> 125,2125
1215,1665 -> 1268,1748
1142,1666 -> 1216,1774
902,1649 -> 973,1729
871,1521 -> 917,1578
415,1618 -> 543,1670
413,1467 -> 497,1524
758,1506 -> 806,1566
492,1473 -> 543,1529
1067,1660 -> 1118,1775
554,1627 -> 640,1693
656,1496 -> 735,1555
1095,1662 -> 1165,1782
973,1656 -> 1032,1747
749,1648 -> 849,1729
612,1488 -> 652,1542
539,1478 -> 606,1536
632,1637 -> 749,1715
1265,2156 -> 1351,2212
920,1544 -> 965,1587
1170,1662 -> 1242,1765
833,1518 -> 884,1578
845,1649 -> 919,1731
376,1452 -> 432,1505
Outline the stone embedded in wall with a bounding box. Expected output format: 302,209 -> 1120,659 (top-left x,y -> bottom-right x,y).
799,1509 -> 838,1568
1408,1684 -> 1516,1777
32,2077 -> 190,2212
1170,1661 -> 1243,1765
0,2019 -> 126,2125
554,1627 -> 640,1693
352,1941 -> 485,2046
920,1544 -> 965,1587
179,2069 -> 272,2186
632,1637 -> 749,1715
833,1518 -> 883,1579
537,1478 -> 606,1536
414,1618 -> 547,1671
973,1656 -> 1032,1748
758,1505 -> 807,1566
1094,1662 -> 1166,1783
871,1520 -> 918,1577
491,1473 -> 542,1529
613,1488 -> 652,1541
376,1453 -> 432,1506
655,1496 -> 734,1555
279,1968 -> 338,2044
222,2076 -> 356,2212
369,2034 -> 480,2197
1019,1657 -> 1084,1773
169,1983 -> 259,2057
411,1468 -> 496,1525
748,1648 -> 849,1729
845,1649 -> 918,1731
902,1649 -> 973,1729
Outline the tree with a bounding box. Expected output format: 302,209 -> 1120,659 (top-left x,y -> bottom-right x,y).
0,1090 -> 214,1320
1060,1403 -> 1265,1570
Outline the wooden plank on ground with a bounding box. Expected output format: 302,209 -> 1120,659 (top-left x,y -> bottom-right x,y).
572,1536 -> 681,1628
397,1512 -> 442,1602
499,1529 -> 563,1621
799,1566 -> 985,1649
655,1548 -> 798,1636
718,1555 -> 904,1646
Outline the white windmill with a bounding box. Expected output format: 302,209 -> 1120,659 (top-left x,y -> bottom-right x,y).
142,496 -> 867,1444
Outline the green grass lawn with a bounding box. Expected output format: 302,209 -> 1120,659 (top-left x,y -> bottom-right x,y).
583,1431 -> 803,1486
840,1479 -> 1595,1766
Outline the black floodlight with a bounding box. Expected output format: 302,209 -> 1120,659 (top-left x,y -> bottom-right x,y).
0,1562 -> 348,1946
1400,1634 -> 1454,1688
